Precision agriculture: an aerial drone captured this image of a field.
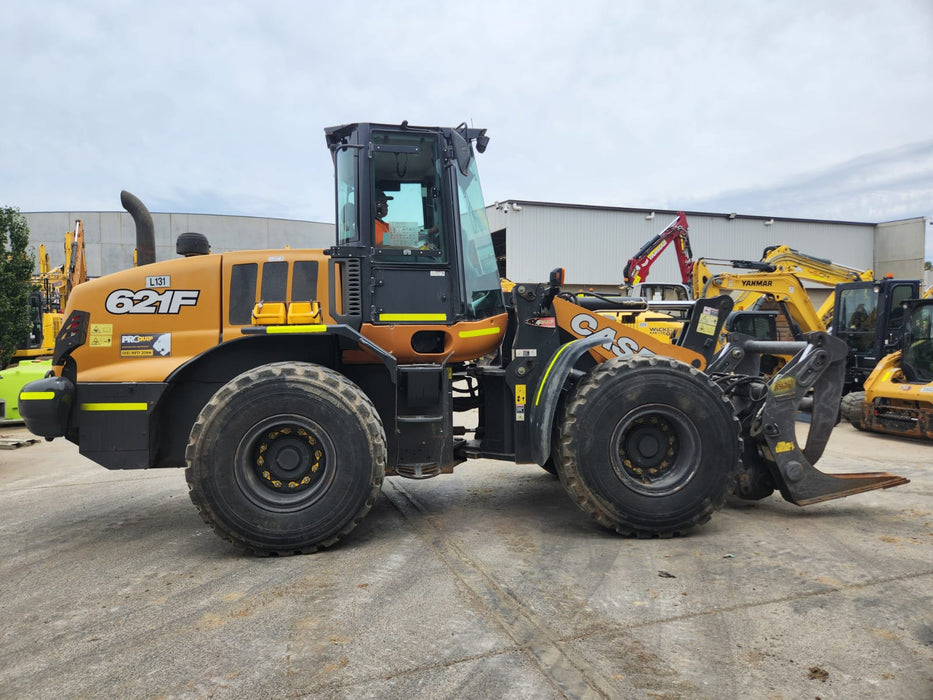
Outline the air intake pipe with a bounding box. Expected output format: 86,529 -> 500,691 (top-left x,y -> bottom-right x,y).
120,190 -> 156,266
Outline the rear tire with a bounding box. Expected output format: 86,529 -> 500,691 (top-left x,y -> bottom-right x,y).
185,362 -> 385,555
557,356 -> 740,537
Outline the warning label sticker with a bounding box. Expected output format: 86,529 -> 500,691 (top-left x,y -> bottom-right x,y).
120,333 -> 171,358
89,323 -> 113,348
696,306 -> 720,336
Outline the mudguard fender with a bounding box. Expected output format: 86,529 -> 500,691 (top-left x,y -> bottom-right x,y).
530,334 -> 608,466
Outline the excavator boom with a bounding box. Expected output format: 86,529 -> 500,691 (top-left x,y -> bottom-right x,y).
622,212 -> 693,287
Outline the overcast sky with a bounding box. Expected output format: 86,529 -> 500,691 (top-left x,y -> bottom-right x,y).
2,1 -> 932,256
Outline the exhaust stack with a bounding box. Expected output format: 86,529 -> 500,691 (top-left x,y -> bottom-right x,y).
120,190 -> 156,266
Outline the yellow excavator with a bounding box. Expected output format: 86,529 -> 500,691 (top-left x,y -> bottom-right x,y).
694,251 -> 930,395
20,221 -> 88,357
692,245 -> 874,335
608,244 -> 873,351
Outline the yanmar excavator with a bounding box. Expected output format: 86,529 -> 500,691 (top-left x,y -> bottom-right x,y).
17,122 -> 908,555
692,245 -> 873,333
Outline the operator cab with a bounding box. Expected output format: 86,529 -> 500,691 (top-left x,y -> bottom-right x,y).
834,279 -> 919,386
325,122 -> 506,362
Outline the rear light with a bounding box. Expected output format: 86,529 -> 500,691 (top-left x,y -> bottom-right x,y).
53,310 -> 89,364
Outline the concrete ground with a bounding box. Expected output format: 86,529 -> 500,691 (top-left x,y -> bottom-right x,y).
0,421 -> 930,699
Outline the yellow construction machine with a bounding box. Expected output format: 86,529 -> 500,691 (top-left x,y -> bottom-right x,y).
18,221 -> 88,358
692,245 -> 873,334
690,249 -> 928,392
0,221 -> 87,424
842,297 -> 933,439
605,245 -> 874,374
17,122 -> 908,555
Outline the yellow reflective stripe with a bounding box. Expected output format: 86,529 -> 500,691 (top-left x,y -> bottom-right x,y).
81,402 -> 148,412
20,391 -> 55,400
265,324 -> 328,334
458,327 -> 501,338
379,313 -> 447,322
534,343 -> 574,406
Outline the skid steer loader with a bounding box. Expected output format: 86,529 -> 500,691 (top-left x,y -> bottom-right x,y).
17,122 -> 907,555
842,298 -> 933,439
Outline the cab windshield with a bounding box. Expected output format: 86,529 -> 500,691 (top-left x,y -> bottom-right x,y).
455,157 -> 504,320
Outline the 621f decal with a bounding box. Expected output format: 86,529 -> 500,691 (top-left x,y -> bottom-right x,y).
105,289 -> 200,314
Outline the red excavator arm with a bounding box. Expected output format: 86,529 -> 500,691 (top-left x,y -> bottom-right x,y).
622,212 -> 693,287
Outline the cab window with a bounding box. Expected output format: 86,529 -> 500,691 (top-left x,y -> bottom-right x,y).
371,131 -> 445,263
336,146 -> 358,244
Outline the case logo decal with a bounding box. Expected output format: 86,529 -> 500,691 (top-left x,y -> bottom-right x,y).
569,312 -> 656,359
106,289 -> 200,314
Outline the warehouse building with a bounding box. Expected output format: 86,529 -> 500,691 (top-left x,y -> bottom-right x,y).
22,202 -> 932,293
485,201 -> 930,291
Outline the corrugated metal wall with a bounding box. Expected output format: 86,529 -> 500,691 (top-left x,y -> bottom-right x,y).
23,211 -> 335,277
874,217 -> 928,279
25,202 -> 926,286
487,202 -> 880,288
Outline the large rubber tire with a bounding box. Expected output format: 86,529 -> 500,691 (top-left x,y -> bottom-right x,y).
185,362 -> 385,555
556,356 -> 740,537
840,391 -> 868,431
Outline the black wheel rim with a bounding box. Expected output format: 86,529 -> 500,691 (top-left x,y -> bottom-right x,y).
609,404 -> 701,497
234,414 -> 336,512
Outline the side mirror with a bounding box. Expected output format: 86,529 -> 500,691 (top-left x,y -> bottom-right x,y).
449,129 -> 472,175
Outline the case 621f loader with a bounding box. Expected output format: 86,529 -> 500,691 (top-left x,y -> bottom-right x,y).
18,122 -> 907,555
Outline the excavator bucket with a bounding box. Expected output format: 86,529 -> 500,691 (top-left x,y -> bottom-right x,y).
711,332 -> 909,505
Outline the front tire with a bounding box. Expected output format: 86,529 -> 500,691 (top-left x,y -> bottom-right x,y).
557,356 -> 740,537
185,362 -> 385,555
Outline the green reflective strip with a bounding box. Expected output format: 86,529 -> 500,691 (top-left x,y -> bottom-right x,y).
534,343 -> 574,406
458,327 -> 501,338
20,391 -> 55,400
81,402 -> 148,412
265,324 -> 328,334
379,313 -> 447,322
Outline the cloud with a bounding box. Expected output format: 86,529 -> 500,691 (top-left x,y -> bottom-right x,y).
686,140 -> 933,222
2,0 -> 932,236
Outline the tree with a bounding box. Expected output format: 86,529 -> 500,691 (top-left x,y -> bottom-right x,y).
0,207 -> 35,369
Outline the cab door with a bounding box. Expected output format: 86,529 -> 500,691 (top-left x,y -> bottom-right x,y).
368,133 -> 455,325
